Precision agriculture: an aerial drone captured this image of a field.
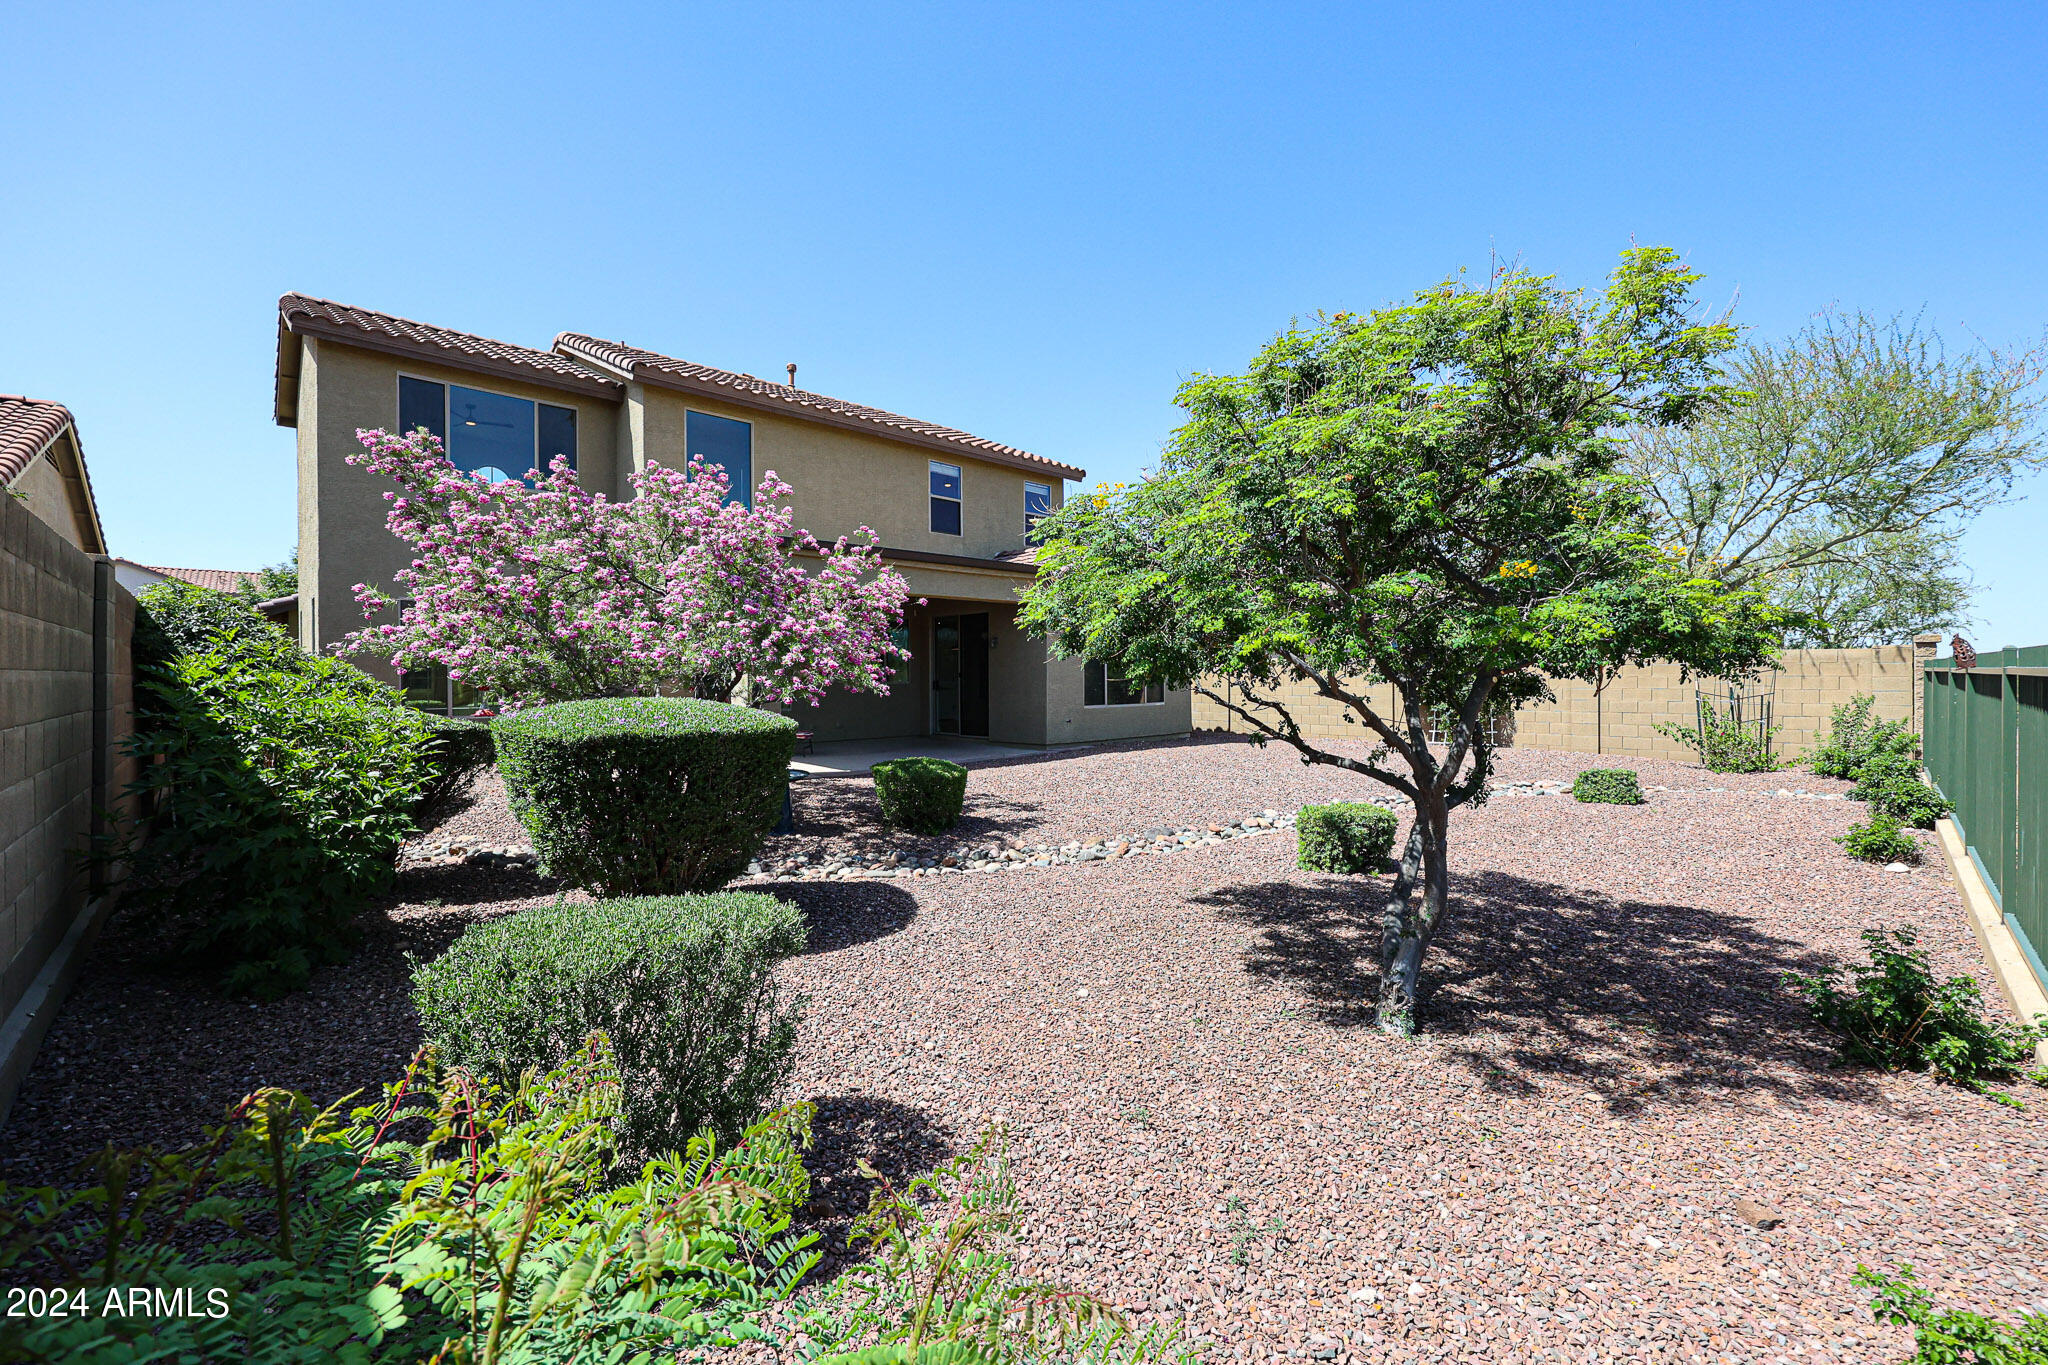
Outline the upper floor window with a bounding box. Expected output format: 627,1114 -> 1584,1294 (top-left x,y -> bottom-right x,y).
398,376 -> 576,483
1024,481 -> 1052,537
930,461 -> 962,536
686,410 -> 753,506
1084,659 -> 1165,707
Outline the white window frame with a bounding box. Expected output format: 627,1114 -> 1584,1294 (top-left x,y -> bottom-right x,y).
1024,480 -> 1052,536
929,460 -> 963,536
395,372 -> 578,478
1084,659 -> 1166,708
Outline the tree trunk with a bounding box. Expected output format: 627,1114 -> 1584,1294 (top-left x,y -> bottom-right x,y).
1374,802 -> 1450,1036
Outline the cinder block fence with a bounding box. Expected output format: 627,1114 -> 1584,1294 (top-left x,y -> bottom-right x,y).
0,489 -> 136,1121
1193,641 -> 1940,761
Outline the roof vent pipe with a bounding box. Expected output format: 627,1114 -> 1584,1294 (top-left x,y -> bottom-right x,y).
786,363 -> 798,388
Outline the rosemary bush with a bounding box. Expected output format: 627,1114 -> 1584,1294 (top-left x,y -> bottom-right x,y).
0,1038 -> 819,1365
1786,927 -> 2047,1106
412,893 -> 806,1158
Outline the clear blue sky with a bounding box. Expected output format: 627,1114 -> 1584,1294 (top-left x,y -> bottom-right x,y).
5,2 -> 2045,646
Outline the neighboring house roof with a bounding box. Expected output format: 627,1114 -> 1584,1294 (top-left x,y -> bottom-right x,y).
274,294 -> 623,425
554,333 -> 1087,481
1,394 -> 108,553
131,563 -> 263,593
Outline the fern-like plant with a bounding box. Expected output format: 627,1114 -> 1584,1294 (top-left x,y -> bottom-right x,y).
804,1127 -> 1194,1365
0,1035 -> 821,1365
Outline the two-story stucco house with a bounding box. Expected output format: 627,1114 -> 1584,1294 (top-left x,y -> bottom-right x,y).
272,295 -> 1190,747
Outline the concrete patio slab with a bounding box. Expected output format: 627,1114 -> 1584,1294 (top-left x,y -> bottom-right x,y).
790,735 -> 1096,776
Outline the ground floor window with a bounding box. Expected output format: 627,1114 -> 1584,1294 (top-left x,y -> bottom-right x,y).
1084,659 -> 1164,707
400,664 -> 482,716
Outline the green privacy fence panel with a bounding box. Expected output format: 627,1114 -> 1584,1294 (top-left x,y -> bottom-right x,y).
1922,645 -> 2048,991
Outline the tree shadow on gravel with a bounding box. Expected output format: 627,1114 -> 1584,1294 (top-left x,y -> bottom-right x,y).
1195,870 -> 1887,1114
389,860 -> 562,909
778,780 -> 1048,849
794,1094 -> 957,1276
751,882 -> 919,955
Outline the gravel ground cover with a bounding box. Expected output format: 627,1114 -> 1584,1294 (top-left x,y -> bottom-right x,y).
4,738 -> 2041,1365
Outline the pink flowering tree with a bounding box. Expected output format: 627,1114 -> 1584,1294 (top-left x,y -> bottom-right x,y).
336,427 -> 914,709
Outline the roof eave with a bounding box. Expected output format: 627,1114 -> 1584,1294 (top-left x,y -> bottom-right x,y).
600,360 -> 1087,481
281,316 -> 624,403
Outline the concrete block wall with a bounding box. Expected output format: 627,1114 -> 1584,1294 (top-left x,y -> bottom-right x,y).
0,488 -> 135,1082
1192,644 -> 1926,760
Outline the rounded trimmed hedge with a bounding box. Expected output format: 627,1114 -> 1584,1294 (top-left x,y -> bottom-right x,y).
411,892 -> 805,1156
1296,802 -> 1398,874
1571,768 -> 1644,805
872,756 -> 969,834
493,697 -> 796,896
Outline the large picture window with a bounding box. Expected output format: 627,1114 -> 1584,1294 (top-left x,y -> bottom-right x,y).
687,410 -> 754,505
397,376 -> 577,483
1025,480 -> 1052,537
930,461 -> 962,535
1084,659 -> 1165,707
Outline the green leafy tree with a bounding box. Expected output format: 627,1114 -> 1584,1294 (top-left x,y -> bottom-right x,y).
1020,249 -> 1783,1034
234,545 -> 300,607
1627,311 -> 2047,647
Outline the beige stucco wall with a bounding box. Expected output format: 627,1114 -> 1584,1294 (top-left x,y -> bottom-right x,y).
296,337 -> 624,671
1191,645 -> 1923,759
9,455 -> 87,551
1046,653 -> 1194,745
633,387 -> 1061,562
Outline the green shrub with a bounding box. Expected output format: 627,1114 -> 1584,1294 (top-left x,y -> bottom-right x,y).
493,697 -> 795,895
1653,707 -> 1783,772
1786,927 -> 2048,1106
0,1040 -> 820,1365
1851,752 -> 1952,829
412,893 -> 806,1156
1811,693 -> 1919,781
416,712 -> 495,808
123,583 -> 436,998
1296,802 -> 1399,874
1839,813 -> 1921,864
1571,769 -> 1644,804
1854,1263 -> 2048,1363
871,756 -> 970,834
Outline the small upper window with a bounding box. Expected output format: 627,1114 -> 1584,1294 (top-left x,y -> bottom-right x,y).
686,411 -> 754,505
1025,481 -> 1052,537
930,461 -> 962,536
1084,660 -> 1165,707
396,377 -> 577,483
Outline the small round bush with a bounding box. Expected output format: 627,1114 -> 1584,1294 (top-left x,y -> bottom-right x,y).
493,697 -> 795,895
1849,752 -> 1951,829
1838,813 -> 1920,864
872,756 -> 969,834
1296,802 -> 1398,874
1572,768 -> 1644,805
412,892 -> 806,1157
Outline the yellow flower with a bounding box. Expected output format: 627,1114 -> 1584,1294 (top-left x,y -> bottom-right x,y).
1498,560 -> 1540,579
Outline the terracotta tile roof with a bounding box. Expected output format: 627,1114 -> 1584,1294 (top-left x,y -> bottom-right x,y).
993,546 -> 1040,566
141,565 -> 263,593
0,394 -> 76,486
554,334 -> 1086,481
275,295 -> 622,425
